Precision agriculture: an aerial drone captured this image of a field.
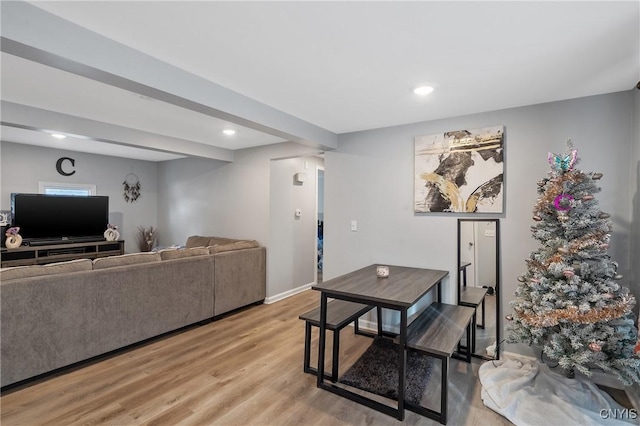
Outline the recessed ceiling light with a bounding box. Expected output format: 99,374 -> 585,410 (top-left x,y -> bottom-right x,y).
51,133 -> 67,139
413,86 -> 434,96
222,129 -> 236,136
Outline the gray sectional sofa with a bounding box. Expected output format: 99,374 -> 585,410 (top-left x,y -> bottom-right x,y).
0,236 -> 266,387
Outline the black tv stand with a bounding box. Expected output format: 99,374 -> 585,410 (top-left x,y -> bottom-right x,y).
1,240 -> 125,268
25,237 -> 105,246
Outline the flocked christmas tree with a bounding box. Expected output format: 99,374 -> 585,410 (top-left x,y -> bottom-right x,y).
507,140 -> 640,385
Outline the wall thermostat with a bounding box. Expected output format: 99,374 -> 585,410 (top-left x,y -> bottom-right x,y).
294,173 -> 306,184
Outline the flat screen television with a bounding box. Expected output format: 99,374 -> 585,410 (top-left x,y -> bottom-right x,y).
10,193 -> 109,244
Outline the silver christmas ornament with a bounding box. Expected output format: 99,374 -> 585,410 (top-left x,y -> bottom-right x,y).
592,173 -> 603,180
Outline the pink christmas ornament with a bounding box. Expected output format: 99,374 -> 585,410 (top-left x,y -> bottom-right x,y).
553,194 -> 574,211
563,270 -> 575,277
533,215 -> 542,221
582,195 -> 594,201
588,342 -> 602,352
505,314 -> 514,321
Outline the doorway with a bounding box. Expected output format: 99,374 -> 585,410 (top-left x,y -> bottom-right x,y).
316,167 -> 324,283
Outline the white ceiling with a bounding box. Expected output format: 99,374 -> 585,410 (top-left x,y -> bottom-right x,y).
1,1 -> 638,162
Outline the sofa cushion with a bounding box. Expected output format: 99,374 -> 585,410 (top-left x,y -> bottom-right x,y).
0,259 -> 93,281
209,240 -> 260,254
185,235 -> 213,248
208,237 -> 240,247
93,252 -> 161,269
159,247 -> 209,260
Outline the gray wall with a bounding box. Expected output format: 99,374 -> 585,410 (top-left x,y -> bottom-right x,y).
325,91 -> 636,356
157,141 -> 322,299
268,156 -> 324,299
0,142 -> 158,252
157,156 -> 230,245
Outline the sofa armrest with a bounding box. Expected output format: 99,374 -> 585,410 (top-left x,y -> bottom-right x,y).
214,246 -> 266,316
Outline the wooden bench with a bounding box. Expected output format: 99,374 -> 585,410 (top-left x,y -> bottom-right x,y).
299,300 -> 374,382
403,302 -> 475,424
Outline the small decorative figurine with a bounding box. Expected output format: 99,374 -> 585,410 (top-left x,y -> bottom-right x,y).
376,265 -> 390,278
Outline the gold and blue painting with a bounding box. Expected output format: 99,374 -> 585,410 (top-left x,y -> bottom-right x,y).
414,126 -> 504,213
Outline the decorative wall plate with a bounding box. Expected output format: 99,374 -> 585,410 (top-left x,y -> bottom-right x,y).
123,173 -> 141,203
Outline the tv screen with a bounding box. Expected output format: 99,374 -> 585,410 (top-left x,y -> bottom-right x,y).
10,193 -> 109,243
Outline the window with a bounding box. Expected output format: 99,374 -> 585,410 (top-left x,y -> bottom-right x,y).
39,182 -> 96,196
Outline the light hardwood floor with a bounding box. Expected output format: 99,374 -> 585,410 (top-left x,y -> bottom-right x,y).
1,290 -> 513,425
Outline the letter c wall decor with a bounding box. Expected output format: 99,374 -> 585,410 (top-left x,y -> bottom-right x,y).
56,157 -> 76,176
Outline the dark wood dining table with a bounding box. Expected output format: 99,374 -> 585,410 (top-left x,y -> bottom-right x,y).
311,264 -> 449,420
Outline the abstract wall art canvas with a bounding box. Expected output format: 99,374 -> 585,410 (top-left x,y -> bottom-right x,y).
414,126 -> 504,213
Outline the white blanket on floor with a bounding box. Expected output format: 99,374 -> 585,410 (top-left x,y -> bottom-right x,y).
479,356 -> 636,425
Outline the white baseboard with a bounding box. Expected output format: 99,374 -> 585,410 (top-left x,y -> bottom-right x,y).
357,319 -> 378,333
264,282 -> 314,304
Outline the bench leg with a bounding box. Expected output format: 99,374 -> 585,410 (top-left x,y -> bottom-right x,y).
441,356 -> 449,425
377,306 -> 383,335
332,328 -> 340,382
303,322 -> 336,381
471,309 -> 477,354
303,321 -> 312,374
466,321 -> 472,364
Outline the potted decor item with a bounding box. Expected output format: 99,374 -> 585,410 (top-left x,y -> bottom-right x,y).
136,226 -> 157,252
103,224 -> 120,242
5,227 -> 22,249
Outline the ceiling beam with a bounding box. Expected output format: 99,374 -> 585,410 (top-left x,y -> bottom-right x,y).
1,1 -> 338,151
1,102 -> 235,162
